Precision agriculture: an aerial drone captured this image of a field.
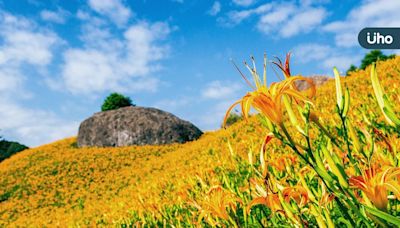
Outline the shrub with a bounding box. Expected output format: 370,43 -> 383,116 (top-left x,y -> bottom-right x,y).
0,139 -> 28,162
101,93 -> 135,111
222,113 -> 242,128
346,50 -> 396,76
346,64 -> 358,76
360,50 -> 395,70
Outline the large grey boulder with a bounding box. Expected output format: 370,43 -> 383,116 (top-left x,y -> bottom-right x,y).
77,106 -> 203,147
295,76 -> 331,91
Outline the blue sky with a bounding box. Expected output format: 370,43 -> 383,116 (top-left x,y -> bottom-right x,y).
0,0 -> 399,146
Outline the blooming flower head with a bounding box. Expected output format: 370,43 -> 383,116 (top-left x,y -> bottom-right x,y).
349,166 -> 400,210
224,53 -> 315,127
193,185 -> 241,226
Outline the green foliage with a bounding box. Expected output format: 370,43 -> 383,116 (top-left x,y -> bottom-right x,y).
101,93 -> 135,111
0,139 -> 28,162
347,50 -> 396,76
346,64 -> 358,76
223,113 -> 243,128
360,50 -> 395,70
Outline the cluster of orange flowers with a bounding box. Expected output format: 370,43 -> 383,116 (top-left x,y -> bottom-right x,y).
0,57 -> 400,226
0,120 -> 263,226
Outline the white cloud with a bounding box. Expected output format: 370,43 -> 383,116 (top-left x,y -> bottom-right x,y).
256,3 -> 295,34
61,21 -> 171,95
0,11 -> 76,147
222,3 -> 272,25
40,8 -> 69,24
0,98 -> 78,147
202,81 -> 242,99
0,12 -> 60,66
293,44 -> 332,63
279,7 -> 326,37
256,4 -> 326,38
300,0 -> 330,6
323,0 -> 400,47
0,10 -> 60,93
0,68 -> 24,93
88,0 -> 132,26
321,55 -> 360,71
208,1 -> 221,16
197,100 -> 238,130
222,2 -> 327,37
195,80 -> 244,129
293,43 -> 360,72
153,97 -> 192,113
232,0 -> 256,7
0,30 -> 59,66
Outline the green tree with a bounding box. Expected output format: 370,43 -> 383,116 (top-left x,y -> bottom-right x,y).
101,93 -> 134,111
346,64 -> 358,76
222,113 -> 243,128
360,50 -> 394,70
0,138 -> 28,162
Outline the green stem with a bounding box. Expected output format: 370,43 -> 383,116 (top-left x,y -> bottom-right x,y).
279,121 -> 372,227
335,197 -> 357,227
340,115 -> 361,175
278,122 -> 309,165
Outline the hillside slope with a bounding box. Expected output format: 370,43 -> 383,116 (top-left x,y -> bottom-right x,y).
1,57 -> 400,226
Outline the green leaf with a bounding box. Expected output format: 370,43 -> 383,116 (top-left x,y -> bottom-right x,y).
321,146 -> 348,188
334,67 -> 343,111
382,95 -> 400,126
283,95 -> 305,135
347,119 -> 362,154
370,63 -> 395,126
365,206 -> 400,226
342,88 -> 350,118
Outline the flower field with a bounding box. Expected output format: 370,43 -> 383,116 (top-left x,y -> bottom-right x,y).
1,56 -> 400,227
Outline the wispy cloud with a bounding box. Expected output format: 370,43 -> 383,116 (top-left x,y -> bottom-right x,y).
220,1 -> 327,38
0,12 -> 60,66
0,10 -> 60,94
219,3 -> 272,26
208,1 -> 221,16
292,43 -> 361,72
197,100 -> 237,130
60,12 -> 172,95
232,0 -> 257,7
261,6 -> 326,38
0,68 -> 23,93
202,80 -> 242,99
0,98 -> 78,147
40,8 -> 70,24
323,0 -> 400,47
198,80 -> 243,129
0,10 -> 76,146
87,0 -> 132,27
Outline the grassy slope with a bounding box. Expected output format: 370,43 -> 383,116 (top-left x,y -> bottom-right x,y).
1,57 -> 400,226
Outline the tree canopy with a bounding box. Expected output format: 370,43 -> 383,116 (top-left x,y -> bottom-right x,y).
101,93 -> 135,111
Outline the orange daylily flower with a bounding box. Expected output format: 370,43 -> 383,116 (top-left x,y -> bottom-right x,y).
224,54 -> 315,127
247,192 -> 283,214
272,52 -> 292,79
193,185 -> 241,226
282,186 -> 309,207
349,166 -> 400,211
247,180 -> 309,214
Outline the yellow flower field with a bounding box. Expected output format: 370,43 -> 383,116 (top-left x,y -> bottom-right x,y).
1,56 -> 400,227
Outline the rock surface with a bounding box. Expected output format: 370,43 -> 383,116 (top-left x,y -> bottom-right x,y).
295,76 -> 331,91
77,106 -> 203,147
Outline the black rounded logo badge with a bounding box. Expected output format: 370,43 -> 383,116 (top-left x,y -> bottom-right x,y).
358,28 -> 400,49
